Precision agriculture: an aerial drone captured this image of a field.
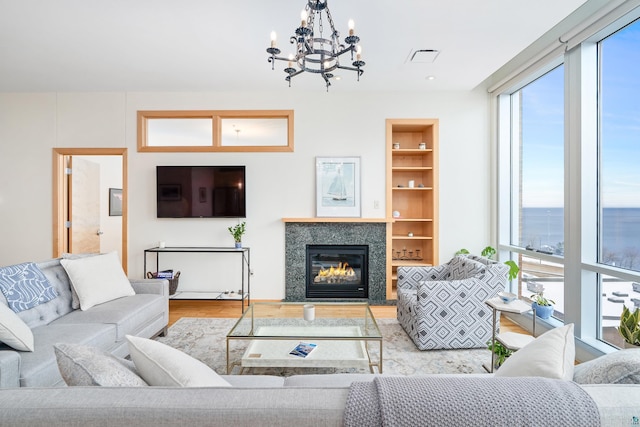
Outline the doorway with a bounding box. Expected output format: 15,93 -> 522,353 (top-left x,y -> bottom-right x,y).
52,148 -> 128,272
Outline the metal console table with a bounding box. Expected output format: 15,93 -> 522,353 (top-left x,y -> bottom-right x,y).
143,246 -> 250,313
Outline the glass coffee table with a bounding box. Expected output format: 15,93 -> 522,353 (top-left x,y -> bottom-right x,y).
226,302 -> 383,374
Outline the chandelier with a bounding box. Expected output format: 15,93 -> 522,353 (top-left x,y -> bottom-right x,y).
266,0 -> 364,91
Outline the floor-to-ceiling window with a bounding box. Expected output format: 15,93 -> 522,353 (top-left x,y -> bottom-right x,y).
496,6 -> 640,354
598,18 -> 640,347
508,66 -> 566,321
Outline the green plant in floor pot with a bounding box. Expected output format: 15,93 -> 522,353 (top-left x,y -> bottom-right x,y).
618,306 -> 640,348
530,291 -> 555,319
228,221 -> 246,249
487,340 -> 513,369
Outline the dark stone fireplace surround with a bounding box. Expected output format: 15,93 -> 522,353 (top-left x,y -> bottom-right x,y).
284,220 -> 392,304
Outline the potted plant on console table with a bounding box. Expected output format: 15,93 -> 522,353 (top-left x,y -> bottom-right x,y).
530,291 -> 555,320
228,221 -> 246,249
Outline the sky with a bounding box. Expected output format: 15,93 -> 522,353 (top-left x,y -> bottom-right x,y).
520,19 -> 640,208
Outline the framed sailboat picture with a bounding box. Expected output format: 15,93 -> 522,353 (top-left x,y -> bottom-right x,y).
315,157 -> 361,217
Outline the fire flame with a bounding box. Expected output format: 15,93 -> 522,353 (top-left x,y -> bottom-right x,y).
317,262 -> 356,280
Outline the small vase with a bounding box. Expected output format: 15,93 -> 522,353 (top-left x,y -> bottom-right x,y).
234,241 -> 242,249
532,302 -> 554,319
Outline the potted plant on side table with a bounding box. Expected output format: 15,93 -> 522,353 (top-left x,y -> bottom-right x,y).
618,306 -> 640,348
530,291 -> 555,319
228,221 -> 246,249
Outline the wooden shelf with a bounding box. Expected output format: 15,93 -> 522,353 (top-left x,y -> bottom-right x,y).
392,187 -> 433,191
392,166 -> 434,171
391,149 -> 434,153
392,260 -> 433,267
392,235 -> 433,240
392,218 -> 433,222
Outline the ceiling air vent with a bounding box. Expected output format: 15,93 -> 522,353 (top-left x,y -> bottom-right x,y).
408,49 -> 440,63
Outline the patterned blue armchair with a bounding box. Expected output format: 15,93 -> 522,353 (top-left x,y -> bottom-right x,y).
396,254 -> 508,350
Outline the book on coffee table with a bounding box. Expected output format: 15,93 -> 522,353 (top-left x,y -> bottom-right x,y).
289,342 -> 317,358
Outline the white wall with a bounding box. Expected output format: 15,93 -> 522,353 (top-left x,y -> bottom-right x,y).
0,89 -> 492,299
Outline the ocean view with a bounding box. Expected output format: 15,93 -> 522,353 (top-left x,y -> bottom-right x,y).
521,207 -> 640,263
519,208 -> 640,332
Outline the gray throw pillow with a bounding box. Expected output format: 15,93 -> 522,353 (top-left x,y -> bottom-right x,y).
54,343 -> 148,387
0,262 -> 58,312
573,348 -> 640,384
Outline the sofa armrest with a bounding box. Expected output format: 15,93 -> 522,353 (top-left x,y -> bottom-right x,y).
0,351 -> 21,388
129,279 -> 169,297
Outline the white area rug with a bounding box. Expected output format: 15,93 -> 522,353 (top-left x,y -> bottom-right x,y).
157,317 -> 492,376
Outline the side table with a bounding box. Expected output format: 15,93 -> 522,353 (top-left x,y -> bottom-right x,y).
484,296 -> 537,373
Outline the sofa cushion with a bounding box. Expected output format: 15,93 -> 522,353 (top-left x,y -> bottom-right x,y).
448,256 -> 486,280
126,335 -> 231,387
52,294 -> 166,342
0,262 -> 58,313
573,348 -> 640,384
54,343 -> 147,387
17,323 -> 117,387
60,251 -> 135,311
495,323 -> 575,380
0,302 -> 34,351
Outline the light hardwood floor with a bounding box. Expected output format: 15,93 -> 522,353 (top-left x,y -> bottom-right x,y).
168,300 -> 528,335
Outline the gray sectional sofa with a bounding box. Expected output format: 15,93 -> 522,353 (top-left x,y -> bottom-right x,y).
0,257 -> 169,388
0,374 -> 638,426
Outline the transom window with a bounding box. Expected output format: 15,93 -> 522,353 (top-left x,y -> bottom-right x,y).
137,110 -> 294,152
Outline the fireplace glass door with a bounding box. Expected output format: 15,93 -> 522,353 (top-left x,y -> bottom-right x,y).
306,245 -> 368,299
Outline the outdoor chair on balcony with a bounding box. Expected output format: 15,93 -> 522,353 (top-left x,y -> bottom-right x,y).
397,254 -> 509,350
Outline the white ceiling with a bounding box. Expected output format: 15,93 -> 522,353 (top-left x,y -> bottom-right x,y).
0,0 -> 589,92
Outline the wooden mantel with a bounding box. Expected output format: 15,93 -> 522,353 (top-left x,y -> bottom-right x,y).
282,217 -> 392,223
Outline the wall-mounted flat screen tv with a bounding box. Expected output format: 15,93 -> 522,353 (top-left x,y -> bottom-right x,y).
156,166 -> 246,218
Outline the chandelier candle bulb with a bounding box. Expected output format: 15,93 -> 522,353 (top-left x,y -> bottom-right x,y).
270,31 -> 277,47
348,19 -> 355,35
300,10 -> 307,27
356,45 -> 362,61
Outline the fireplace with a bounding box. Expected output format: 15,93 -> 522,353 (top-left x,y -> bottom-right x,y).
284,221 -> 387,303
306,244 -> 368,299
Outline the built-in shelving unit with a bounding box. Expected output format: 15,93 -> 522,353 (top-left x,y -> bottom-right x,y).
385,119 -> 439,299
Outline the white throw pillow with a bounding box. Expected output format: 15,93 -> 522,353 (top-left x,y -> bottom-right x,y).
60,251 -> 135,311
495,323 -> 575,380
62,252 -> 102,309
126,335 -> 232,387
0,302 -> 34,351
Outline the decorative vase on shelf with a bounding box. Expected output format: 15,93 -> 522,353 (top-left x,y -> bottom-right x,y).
235,241 -> 242,249
532,302 -> 554,319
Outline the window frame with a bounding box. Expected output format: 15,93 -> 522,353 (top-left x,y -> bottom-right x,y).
137,109 -> 294,152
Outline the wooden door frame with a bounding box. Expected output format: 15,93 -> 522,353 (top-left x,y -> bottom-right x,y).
52,148 -> 128,272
